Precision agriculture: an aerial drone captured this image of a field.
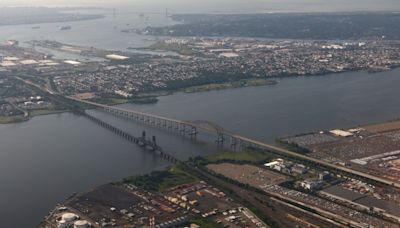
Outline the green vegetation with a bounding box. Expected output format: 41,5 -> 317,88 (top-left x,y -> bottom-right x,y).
148,41 -> 196,55
204,149 -> 273,163
29,109 -> 66,117
136,90 -> 173,98
1,108 -> 70,124
148,13 -> 400,40
122,164 -> 197,191
276,139 -> 311,154
129,96 -> 158,104
89,97 -> 129,106
0,115 -> 26,124
182,78 -> 277,93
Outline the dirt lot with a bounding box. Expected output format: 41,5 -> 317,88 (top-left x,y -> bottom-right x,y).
207,163 -> 289,188
363,120 -> 400,133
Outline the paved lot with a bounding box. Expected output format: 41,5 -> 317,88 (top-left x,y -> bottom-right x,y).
207,163 -> 289,188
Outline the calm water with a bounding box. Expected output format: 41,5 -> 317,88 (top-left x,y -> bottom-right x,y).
122,68 -> 400,143
1,68 -> 400,227
0,8 -> 174,52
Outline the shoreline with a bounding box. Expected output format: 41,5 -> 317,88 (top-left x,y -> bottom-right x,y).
97,66 -> 397,106
1,67 -> 398,125
0,109 -> 68,124
0,7 -> 105,27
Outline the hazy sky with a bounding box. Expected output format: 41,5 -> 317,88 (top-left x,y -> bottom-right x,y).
0,0 -> 399,13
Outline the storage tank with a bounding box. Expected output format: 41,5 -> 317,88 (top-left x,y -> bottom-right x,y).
74,220 -> 90,228
61,212 -> 77,222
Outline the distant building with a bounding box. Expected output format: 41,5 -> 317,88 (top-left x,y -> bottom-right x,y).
115,90 -> 132,98
291,164 -> 308,174
106,54 -> 130,60
64,60 -> 81,65
329,129 -> 354,137
319,171 -> 331,181
300,179 -> 323,191
264,161 -> 280,168
219,52 -> 239,58
4,40 -> 19,47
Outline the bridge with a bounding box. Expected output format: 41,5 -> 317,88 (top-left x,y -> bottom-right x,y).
69,97 -> 233,146
82,110 -> 179,164
12,76 -> 400,189
67,96 -> 400,189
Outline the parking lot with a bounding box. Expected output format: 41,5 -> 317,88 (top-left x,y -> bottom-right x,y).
207,163 -> 289,188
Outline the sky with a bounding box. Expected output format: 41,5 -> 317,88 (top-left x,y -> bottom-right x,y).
0,0 -> 399,13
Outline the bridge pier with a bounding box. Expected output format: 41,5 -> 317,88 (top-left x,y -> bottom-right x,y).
188,126 -> 198,139
230,136 -> 238,151
179,123 -> 186,135
216,133 -> 225,146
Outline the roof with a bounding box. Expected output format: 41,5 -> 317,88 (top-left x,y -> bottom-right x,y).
106,54 -> 130,60
64,60 -> 81,65
329,129 -> 354,137
20,59 -> 38,65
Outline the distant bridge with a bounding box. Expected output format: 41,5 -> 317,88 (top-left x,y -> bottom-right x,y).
68,96 -> 400,189
69,97 -> 235,147
82,111 -> 179,163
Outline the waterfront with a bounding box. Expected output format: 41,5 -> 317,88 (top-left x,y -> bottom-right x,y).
122,68 -> 400,143
0,8 -> 174,52
1,68 -> 400,227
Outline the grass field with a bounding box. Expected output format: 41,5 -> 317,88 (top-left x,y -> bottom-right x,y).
183,78 -> 277,93
205,150 -> 273,163
89,97 -> 129,105
122,165 -> 197,191
0,115 -> 26,124
149,42 -> 195,55
29,109 -> 66,117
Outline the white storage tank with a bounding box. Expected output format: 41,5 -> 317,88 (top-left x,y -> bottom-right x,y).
74,220 -> 90,228
61,212 -> 77,222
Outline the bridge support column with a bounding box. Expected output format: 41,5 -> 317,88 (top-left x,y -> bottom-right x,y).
179,123 -> 186,135
230,136 -> 238,151
216,133 -> 224,146
189,126 -> 198,139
